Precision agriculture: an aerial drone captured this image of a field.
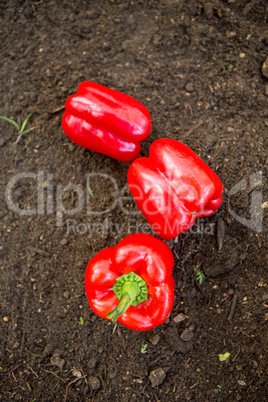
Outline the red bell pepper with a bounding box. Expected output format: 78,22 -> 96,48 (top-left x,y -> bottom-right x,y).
128,139 -> 223,240
85,233 -> 174,331
62,81 -> 151,162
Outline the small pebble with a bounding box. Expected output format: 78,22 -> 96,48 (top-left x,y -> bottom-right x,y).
148,334 -> 160,345
88,376 -> 101,390
3,316 -> 8,322
149,368 -> 166,387
185,82 -> 194,92
63,291 -> 70,299
72,369 -> 82,378
228,289 -> 234,295
88,357 -> 97,369
238,380 -> 246,386
60,238 -> 68,246
239,53 -> 246,58
262,294 -> 268,301
173,313 -> 187,324
50,352 -> 65,369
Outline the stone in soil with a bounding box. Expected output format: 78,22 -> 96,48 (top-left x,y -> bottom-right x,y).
88,376 -> 101,390
88,356 -> 97,368
148,333 -> 160,345
50,352 -> 65,369
149,368 -> 166,387
173,313 -> 187,324
185,82 -> 194,92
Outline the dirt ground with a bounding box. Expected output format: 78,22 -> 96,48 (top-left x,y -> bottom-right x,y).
0,0 -> 267,401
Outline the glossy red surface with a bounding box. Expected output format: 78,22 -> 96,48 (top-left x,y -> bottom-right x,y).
128,139 -> 223,240
62,81 -> 151,162
85,233 -> 175,331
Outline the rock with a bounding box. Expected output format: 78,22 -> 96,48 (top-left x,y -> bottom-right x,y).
63,291 -> 69,299
261,58 -> 268,79
204,3 -> 214,19
180,325 -> 195,342
88,357 -> 97,369
50,352 -> 65,369
60,238 -> 68,246
72,369 -> 82,378
173,313 -> 187,324
12,341 -> 20,349
88,376 -> 101,390
148,334 -> 160,345
185,82 -> 194,92
149,368 -> 166,387
262,294 -> 268,301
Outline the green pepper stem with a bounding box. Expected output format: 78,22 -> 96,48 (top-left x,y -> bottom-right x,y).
107,280 -> 141,323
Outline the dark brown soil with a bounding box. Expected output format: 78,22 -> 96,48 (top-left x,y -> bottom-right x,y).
0,1 -> 267,401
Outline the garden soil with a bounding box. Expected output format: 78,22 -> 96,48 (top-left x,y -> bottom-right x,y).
0,1 -> 267,401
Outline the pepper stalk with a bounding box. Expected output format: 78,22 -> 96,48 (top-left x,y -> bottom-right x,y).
107,271 -> 148,322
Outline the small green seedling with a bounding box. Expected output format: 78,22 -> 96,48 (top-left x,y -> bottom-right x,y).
140,343 -> 148,354
0,112 -> 35,143
194,265 -> 205,285
217,385 -> 222,393
88,188 -> 94,197
218,352 -> 230,362
79,316 -> 84,325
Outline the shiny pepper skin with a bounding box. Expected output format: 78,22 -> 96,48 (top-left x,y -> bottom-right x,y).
128,139 -> 223,240
85,233 -> 175,331
62,81 -> 152,162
